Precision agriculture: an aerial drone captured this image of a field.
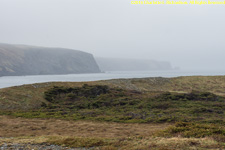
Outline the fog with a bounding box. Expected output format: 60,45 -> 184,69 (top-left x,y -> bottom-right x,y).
0,0 -> 225,71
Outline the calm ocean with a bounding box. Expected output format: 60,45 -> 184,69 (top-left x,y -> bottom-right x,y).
0,70 -> 225,89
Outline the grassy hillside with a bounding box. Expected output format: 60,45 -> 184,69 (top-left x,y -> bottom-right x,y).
0,76 -> 225,149
1,76 -> 225,110
1,84 -> 223,125
105,76 -> 225,95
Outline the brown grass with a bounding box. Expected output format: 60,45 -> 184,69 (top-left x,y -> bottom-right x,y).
0,115 -> 169,138
0,116 -> 224,149
0,136 -> 222,150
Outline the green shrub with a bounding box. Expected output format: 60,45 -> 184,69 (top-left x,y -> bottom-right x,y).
158,122 -> 225,140
5,85 -> 224,124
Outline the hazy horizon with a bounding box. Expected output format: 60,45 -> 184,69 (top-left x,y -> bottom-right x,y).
0,0 -> 225,71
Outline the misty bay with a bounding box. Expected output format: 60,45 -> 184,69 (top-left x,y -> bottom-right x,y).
1,70 -> 225,89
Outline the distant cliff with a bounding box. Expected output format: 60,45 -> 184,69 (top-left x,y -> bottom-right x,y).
95,57 -> 173,71
0,43 -> 100,76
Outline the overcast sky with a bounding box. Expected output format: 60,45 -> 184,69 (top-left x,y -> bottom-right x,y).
0,0 -> 225,70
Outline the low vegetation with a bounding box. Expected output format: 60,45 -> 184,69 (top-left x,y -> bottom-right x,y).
158,122 -> 225,142
1,76 -> 225,149
3,84 -> 224,125
1,135 -> 224,149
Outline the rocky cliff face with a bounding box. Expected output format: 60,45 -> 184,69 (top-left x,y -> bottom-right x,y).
0,43 -> 100,76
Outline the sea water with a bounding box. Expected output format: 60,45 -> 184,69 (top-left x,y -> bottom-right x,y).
0,70 -> 225,89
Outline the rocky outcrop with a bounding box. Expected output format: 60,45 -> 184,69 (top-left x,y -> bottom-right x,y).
0,43 -> 100,76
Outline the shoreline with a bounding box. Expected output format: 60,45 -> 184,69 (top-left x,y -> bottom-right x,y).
0,70 -> 225,89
